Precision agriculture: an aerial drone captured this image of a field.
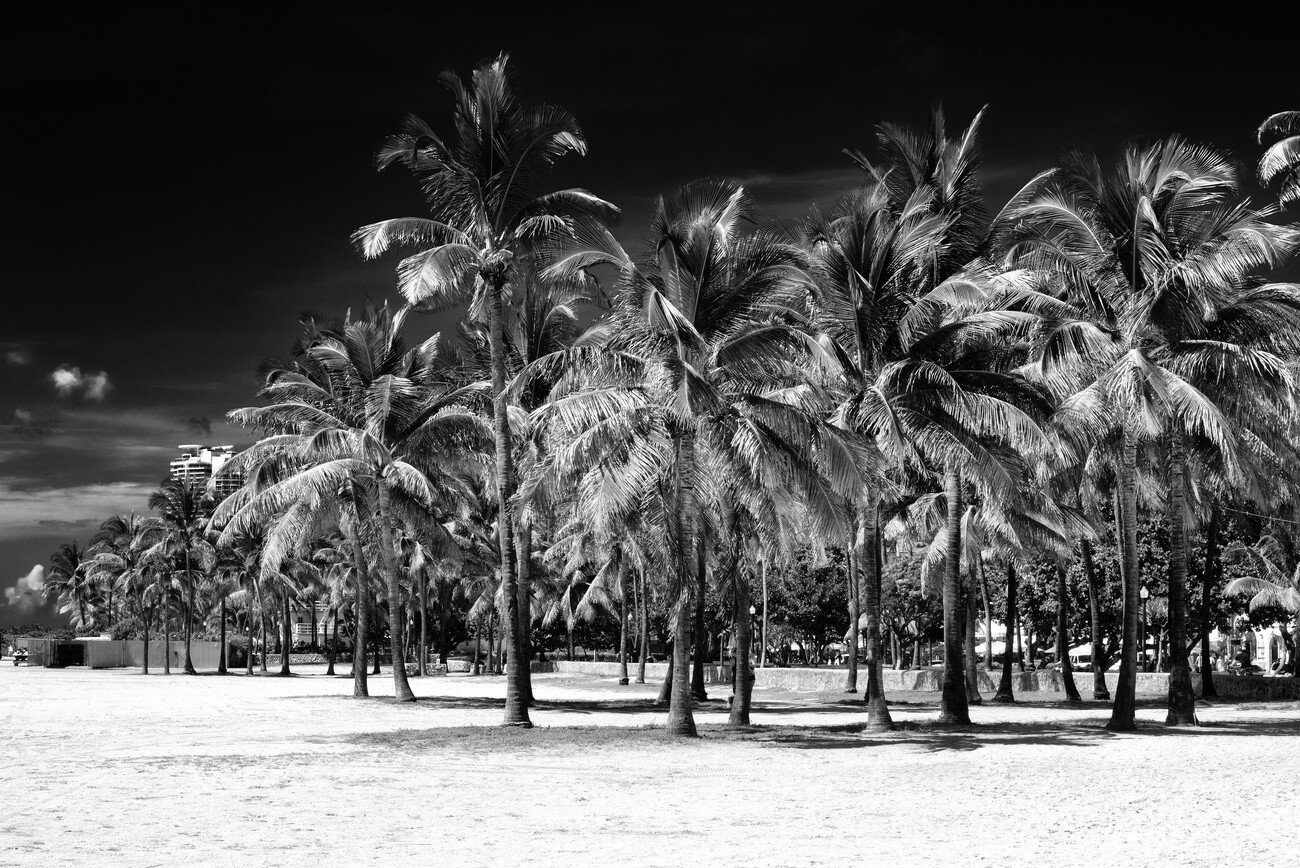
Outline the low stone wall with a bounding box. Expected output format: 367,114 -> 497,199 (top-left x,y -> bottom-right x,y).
543,660 -> 1300,698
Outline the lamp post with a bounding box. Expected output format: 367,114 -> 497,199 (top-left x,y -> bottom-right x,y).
1139,585 -> 1150,673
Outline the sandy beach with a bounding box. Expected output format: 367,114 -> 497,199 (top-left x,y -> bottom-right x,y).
2,663 -> 1296,867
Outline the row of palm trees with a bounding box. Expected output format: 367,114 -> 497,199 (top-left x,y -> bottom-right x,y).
342,58 -> 1300,735
43,54 -> 1300,739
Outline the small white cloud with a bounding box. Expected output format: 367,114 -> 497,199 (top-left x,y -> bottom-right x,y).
3,565 -> 46,612
13,408 -> 33,424
50,365 -> 111,401
4,349 -> 32,366
52,365 -> 83,396
83,371 -> 112,402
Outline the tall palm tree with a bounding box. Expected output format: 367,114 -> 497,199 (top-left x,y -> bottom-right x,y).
811,171 -> 1048,726
1003,136 -> 1300,728
148,478 -> 212,674
534,179 -> 852,735
222,305 -> 484,702
354,53 -> 617,727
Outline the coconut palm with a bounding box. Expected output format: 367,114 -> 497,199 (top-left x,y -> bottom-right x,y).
148,478 -> 213,674
1223,535 -> 1300,666
85,514 -> 162,665
1258,112 -> 1300,210
812,106 -> 1060,726
354,52 -> 617,727
1002,136 -> 1300,728
44,541 -> 91,632
532,178 -> 854,735
222,305 -> 484,702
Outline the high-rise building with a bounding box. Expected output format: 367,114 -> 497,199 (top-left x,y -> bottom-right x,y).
169,444 -> 242,499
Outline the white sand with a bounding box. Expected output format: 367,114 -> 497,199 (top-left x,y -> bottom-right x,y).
2,663 -> 1296,867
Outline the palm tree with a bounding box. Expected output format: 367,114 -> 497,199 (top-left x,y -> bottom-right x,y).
148,478 -> 212,674
532,179 -> 854,735
1258,112 -> 1300,210
85,513 -> 162,668
1003,136 -> 1300,728
1224,535 -> 1300,670
812,106 -> 1054,726
354,53 -> 617,727
222,305 -> 484,702
44,541 -> 91,632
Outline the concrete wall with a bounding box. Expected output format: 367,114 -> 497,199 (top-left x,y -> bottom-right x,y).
13,639 -> 228,670
544,660 -> 1300,698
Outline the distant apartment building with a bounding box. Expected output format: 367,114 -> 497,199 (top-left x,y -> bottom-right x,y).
169,444 -> 242,499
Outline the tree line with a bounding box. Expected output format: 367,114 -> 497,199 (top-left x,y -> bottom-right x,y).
40,55 -> 1300,737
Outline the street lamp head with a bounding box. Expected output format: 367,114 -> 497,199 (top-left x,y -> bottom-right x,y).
1140,585 -> 1150,600
749,605 -> 756,615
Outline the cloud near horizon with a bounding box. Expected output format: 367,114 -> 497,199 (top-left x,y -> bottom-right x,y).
51,365 -> 112,401
0,480 -> 158,542
3,565 -> 46,612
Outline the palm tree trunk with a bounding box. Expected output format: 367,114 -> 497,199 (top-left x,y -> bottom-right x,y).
1199,503 -> 1219,698
259,604 -> 267,673
1057,562 -> 1081,701
417,570 -> 428,678
964,571 -> 981,704
994,561 -> 1017,703
979,556 -> 993,672
635,568 -> 648,684
515,522 -> 534,703
1108,430 -> 1142,731
484,273 -> 529,727
327,609 -> 338,676
656,638 -> 673,703
667,431 -> 699,737
438,581 -> 451,665
142,601 -> 151,675
728,567 -> 754,726
1081,538 -> 1110,700
1165,434 -> 1197,725
938,466 -> 969,724
374,483 -> 415,702
349,528 -> 369,697
183,551 -> 196,675
845,521 -> 859,694
163,586 -> 171,675
669,600 -> 696,736
859,493 -> 892,729
245,606 -> 254,676
218,598 -> 228,674
760,560 -> 769,668
690,527 -> 708,702
617,557 -> 629,686
372,631 -> 381,675
280,592 -> 291,676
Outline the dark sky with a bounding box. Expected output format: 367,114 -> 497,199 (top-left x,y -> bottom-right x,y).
2,2 -> 1295,626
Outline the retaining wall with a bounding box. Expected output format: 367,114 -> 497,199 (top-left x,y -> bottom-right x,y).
543,660 -> 1300,698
